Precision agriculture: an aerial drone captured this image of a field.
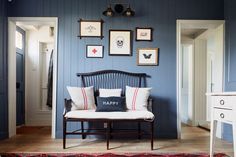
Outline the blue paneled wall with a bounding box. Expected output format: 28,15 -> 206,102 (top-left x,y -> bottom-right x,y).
223,0 -> 236,142
0,0 -> 8,140
5,0 -> 224,139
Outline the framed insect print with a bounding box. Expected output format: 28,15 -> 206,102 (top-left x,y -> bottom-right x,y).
86,45 -> 103,58
109,30 -> 132,56
137,48 -> 158,66
78,19 -> 104,39
136,27 -> 153,41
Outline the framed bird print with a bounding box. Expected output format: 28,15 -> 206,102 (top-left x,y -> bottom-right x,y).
137,48 -> 159,66
78,19 -> 104,39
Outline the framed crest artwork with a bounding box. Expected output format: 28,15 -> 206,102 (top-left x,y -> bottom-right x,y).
136,27 -> 153,41
86,45 -> 104,58
137,48 -> 158,66
109,30 -> 132,56
78,19 -> 104,39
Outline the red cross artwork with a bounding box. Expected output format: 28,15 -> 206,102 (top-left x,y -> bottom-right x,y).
92,48 -> 97,54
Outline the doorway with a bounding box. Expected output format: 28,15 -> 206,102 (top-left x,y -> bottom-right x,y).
8,17 -> 58,138
177,20 -> 225,139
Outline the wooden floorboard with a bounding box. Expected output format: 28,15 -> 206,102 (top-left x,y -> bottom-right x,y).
0,126 -> 233,156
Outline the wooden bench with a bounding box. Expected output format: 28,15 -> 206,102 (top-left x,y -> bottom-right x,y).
63,70 -> 154,150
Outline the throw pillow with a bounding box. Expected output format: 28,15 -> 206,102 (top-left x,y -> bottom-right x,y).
67,86 -> 96,110
125,86 -> 151,111
96,97 -> 126,112
99,88 -> 122,97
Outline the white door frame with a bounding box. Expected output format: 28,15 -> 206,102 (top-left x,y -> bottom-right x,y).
8,17 -> 58,138
176,20 -> 225,139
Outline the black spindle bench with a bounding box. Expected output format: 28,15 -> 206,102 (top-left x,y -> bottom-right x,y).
63,70 -> 154,150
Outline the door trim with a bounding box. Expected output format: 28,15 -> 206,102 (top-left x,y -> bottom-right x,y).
176,20 -> 225,139
8,17 -> 58,138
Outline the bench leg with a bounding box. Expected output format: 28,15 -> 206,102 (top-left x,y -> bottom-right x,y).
109,122 -> 113,139
107,122 -> 111,150
150,121 -> 154,150
63,117 -> 67,149
138,122 -> 141,139
81,121 -> 86,139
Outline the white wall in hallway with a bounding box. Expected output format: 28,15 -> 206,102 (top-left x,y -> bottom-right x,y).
25,26 -> 54,126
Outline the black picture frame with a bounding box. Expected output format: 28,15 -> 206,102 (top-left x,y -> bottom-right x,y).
86,45 -> 104,58
78,19 -> 104,39
135,27 -> 153,41
109,30 -> 132,56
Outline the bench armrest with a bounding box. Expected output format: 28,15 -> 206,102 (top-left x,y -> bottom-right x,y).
147,97 -> 153,112
64,99 -> 72,116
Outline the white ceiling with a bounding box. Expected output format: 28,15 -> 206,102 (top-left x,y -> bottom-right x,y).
181,28 -> 207,39
16,21 -> 54,31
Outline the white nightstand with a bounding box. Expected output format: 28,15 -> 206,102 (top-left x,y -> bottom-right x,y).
206,92 -> 236,157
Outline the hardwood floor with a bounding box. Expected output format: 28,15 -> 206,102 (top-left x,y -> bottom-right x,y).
0,125 -> 233,156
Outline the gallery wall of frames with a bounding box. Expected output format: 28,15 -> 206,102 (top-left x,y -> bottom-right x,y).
79,19 -> 158,66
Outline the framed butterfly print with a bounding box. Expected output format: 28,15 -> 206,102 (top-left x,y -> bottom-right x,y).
137,48 -> 159,66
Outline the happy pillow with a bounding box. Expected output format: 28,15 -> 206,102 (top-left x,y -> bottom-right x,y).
96,97 -> 126,112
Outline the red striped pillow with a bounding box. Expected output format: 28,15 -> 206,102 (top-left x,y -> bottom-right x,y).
125,86 -> 151,111
67,86 -> 96,110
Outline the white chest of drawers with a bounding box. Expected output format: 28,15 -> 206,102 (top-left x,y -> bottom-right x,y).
207,92 -> 236,157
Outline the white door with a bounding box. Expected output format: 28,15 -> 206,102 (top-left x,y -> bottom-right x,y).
181,44 -> 194,125
206,25 -> 224,122
39,42 -> 54,111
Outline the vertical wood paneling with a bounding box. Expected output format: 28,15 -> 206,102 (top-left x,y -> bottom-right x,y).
223,0 -> 236,142
0,0 -> 8,139
6,0 -> 225,139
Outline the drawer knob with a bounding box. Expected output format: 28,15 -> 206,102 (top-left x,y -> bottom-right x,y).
220,100 -> 225,105
220,113 -> 225,119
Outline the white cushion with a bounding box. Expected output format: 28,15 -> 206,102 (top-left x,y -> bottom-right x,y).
99,88 -> 122,97
67,86 -> 96,110
65,110 -> 154,120
125,86 -> 151,111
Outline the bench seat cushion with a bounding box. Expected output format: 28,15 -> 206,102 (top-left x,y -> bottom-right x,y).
65,110 -> 154,120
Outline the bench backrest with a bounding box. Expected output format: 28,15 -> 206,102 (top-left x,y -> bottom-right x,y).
77,70 -> 149,97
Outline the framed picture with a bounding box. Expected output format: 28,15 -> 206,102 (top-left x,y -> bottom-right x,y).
109,30 -> 132,56
136,27 -> 153,41
137,48 -> 159,66
78,19 -> 104,39
86,45 -> 104,58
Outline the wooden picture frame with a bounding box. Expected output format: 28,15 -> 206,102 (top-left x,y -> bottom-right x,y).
78,19 -> 104,39
109,30 -> 132,56
86,45 -> 104,58
135,27 -> 153,41
137,48 -> 159,66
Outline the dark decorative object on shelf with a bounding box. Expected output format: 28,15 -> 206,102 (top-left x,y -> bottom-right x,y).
103,4 -> 135,17
78,19 -> 104,39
